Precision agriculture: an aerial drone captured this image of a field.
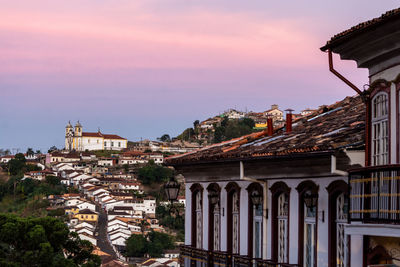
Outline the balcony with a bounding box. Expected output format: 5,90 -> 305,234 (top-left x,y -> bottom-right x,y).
180,245 -> 300,267
349,164 -> 400,223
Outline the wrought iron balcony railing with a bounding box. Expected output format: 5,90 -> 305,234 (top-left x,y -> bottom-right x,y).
349,164 -> 400,223
180,245 -> 300,267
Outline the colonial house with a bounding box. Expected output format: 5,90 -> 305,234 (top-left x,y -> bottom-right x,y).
263,104 -> 283,123
320,7 -> 400,266
166,95 -> 365,267
74,209 -> 99,222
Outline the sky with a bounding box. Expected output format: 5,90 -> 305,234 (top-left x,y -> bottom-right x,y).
0,1 -> 399,152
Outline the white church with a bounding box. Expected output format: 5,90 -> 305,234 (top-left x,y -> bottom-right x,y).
65,121 -> 127,151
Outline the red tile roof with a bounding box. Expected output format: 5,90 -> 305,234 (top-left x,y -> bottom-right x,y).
166,95 -> 365,165
82,132 -> 103,138
321,8 -> 400,51
102,134 -> 126,140
82,132 -> 126,140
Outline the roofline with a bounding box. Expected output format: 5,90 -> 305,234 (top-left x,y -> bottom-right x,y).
321,8 -> 400,52
167,150 -> 335,167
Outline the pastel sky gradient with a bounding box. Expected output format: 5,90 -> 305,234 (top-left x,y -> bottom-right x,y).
1,1 -> 399,152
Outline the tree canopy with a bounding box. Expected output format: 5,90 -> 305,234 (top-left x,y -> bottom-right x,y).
158,134 -> 171,142
125,231 -> 174,258
6,153 -> 40,176
0,213 -> 100,267
137,161 -> 174,185
214,118 -> 255,143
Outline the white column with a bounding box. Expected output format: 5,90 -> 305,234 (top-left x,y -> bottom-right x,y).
289,189 -> 299,264
185,183 -> 192,245
317,187 -> 329,267
390,82 -> 397,164
266,184 -> 272,260
220,184 -> 228,251
263,181 -> 268,260
240,185 -> 249,255
203,187 -> 209,250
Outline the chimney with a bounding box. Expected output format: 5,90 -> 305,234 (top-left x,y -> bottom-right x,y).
267,115 -> 273,136
285,109 -> 294,133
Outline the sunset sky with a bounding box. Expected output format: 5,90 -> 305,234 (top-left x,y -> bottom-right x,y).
1,1 -> 399,152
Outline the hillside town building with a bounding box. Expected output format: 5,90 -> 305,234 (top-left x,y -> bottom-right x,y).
65,121 -> 127,151
167,95 -> 365,267
164,7 -> 400,267
321,7 -> 400,267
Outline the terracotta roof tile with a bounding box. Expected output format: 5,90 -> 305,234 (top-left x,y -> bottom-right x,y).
166,95 -> 365,165
321,8 -> 400,51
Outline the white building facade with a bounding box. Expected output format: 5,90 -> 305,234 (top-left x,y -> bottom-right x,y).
167,95 -> 365,267
65,121 -> 127,151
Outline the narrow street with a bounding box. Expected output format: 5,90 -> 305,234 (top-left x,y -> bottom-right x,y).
96,206 -> 117,259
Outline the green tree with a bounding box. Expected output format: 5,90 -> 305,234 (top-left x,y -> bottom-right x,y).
147,231 -> 174,257
48,146 -> 58,153
125,234 -> 147,257
26,148 -> 34,157
177,128 -> 195,141
0,214 -> 100,267
8,153 -> 26,176
159,134 -> 171,142
137,162 -> 174,185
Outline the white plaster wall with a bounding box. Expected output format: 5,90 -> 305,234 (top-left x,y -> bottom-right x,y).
185,183 -> 192,245
267,176 -> 347,266
81,137 -> 103,151
391,82 -> 397,164
370,64 -> 400,82
203,188 -> 209,250
239,181 -> 250,255
350,235 -> 363,267
220,182 -> 228,252
104,139 -> 127,150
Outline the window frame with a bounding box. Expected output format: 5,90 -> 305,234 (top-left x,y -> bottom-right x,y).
296,180 -> 319,267
371,91 -> 390,166
270,182 -> 291,263
226,182 -> 241,255
247,182 -> 263,259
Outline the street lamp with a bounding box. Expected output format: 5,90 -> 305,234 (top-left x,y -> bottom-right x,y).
250,189 -> 263,207
303,192 -> 318,209
208,189 -> 220,206
164,178 -> 180,203
164,178 -> 181,217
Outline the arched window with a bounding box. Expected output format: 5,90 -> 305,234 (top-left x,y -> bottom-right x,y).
270,182 -> 290,263
278,193 -> 289,263
327,180 -> 349,267
190,184 -> 203,249
371,92 -> 389,165
303,189 -> 317,267
247,183 -> 263,259
226,182 -> 240,254
207,183 -> 221,252
336,193 -> 348,267
297,181 -> 318,267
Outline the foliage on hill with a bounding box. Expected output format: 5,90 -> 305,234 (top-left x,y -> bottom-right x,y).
0,213 -> 100,267
0,175 -> 67,216
137,161 -> 174,185
213,117 -> 255,143
156,204 -> 184,241
6,153 -> 41,176
91,150 -> 122,158
175,117 -> 257,144
126,231 -> 175,258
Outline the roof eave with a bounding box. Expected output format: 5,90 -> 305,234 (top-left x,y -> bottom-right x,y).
167,150 -> 335,167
